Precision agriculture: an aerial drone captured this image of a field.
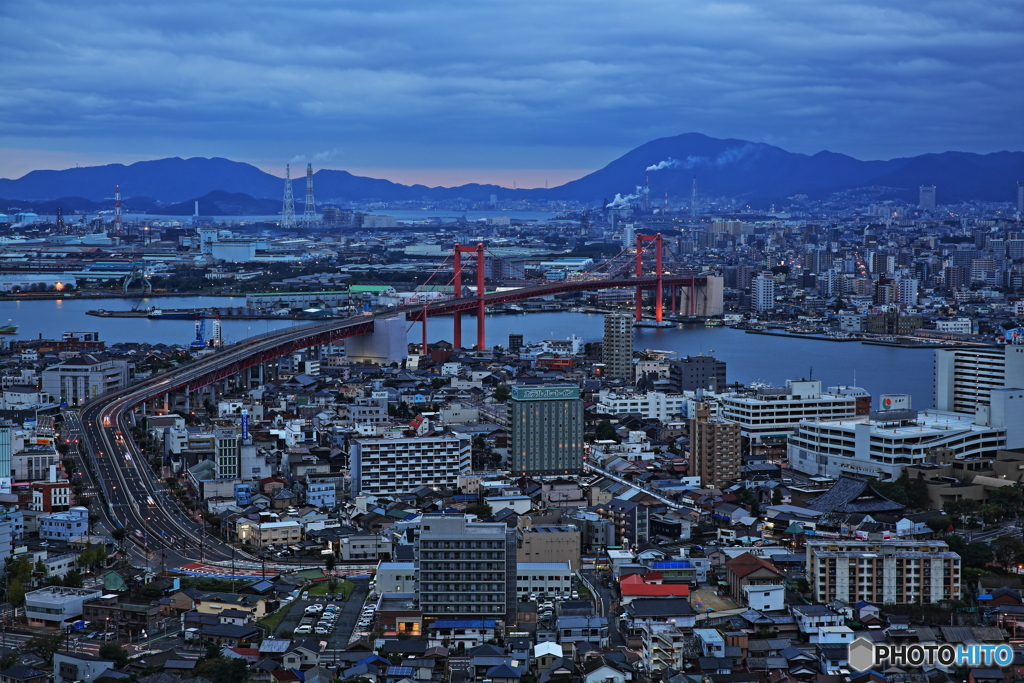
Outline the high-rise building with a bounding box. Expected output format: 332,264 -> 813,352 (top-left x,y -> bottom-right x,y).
819,269 -> 839,297
919,185 -> 937,209
689,402 -> 741,489
1017,181 -> 1024,214
807,540 -> 960,605
751,273 -> 775,312
0,423 -> 10,495
668,354 -> 726,393
508,334 -> 523,352
416,514 -> 517,623
509,385 -> 584,476
215,428 -> 240,480
935,345 -> 1024,415
602,314 -> 633,379
895,277 -> 919,306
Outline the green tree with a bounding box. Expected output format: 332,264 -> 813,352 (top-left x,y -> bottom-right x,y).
945,499 -> 980,527
62,569 -> 85,588
112,527 -> 128,552
771,488 -> 784,506
963,541 -> 995,567
7,579 -> 24,607
23,633 -> 64,661
595,420 -> 618,441
5,555 -> 31,584
465,502 -> 494,519
905,477 -> 930,509
325,554 -> 336,573
493,384 -> 511,403
990,535 -> 1024,569
194,657 -> 250,683
988,486 -> 1024,519
99,642 -> 130,668
925,516 -> 952,535
0,653 -> 19,670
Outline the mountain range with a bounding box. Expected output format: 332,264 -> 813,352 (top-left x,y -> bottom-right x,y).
2,133 -> 1022,214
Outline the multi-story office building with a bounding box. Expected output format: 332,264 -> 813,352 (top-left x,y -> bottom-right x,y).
668,354 -> 726,393
689,402 -> 741,489
788,400 -> 1018,480
935,345 -> 1024,415
807,540 -> 960,605
602,314 -> 633,379
717,380 -> 858,449
416,514 -> 516,623
41,354 -> 130,406
509,385 -> 583,476
350,433 -> 471,496
919,185 -> 937,209
751,272 -> 775,312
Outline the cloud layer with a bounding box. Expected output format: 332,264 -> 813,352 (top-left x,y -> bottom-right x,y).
1,0 -> 1021,181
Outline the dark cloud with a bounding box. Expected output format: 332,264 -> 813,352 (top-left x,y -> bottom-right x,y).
1,0 -> 1021,178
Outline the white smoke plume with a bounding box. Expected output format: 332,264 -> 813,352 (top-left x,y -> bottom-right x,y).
606,185 -> 647,208
646,158 -> 681,171
646,144 -> 759,172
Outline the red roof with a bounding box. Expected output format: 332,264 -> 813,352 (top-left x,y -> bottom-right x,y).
618,573 -> 690,597
725,552 -> 783,578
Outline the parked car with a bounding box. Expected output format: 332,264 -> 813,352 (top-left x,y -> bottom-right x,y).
295,625 -> 312,635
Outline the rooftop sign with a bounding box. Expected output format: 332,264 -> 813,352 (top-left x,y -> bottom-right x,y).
511,386 -> 580,401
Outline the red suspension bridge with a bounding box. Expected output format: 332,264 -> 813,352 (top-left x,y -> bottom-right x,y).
406,235 -> 711,351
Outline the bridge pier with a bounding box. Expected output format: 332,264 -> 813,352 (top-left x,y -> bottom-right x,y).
453,243 -> 486,349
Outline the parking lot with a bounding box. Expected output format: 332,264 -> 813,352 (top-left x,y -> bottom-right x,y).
273,577 -> 370,660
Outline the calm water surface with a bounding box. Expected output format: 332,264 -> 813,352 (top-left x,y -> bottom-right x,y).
2,299 -> 935,407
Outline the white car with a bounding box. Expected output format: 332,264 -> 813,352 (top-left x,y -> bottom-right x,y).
314,627 -> 328,635
294,625 -> 312,634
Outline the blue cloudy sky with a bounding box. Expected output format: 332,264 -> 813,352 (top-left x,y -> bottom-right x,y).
1,0 -> 1021,187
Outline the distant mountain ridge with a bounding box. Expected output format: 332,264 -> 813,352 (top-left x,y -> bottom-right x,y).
2,133 -> 1021,208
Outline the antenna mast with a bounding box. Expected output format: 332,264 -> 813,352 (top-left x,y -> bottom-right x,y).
301,163 -> 319,228
282,164 -> 296,228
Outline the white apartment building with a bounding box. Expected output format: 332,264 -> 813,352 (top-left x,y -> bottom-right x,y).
350,433 -> 471,496
935,344 -> 1024,415
717,380 -> 858,446
896,277 -> 919,305
596,390 -> 686,422
306,481 -> 336,508
375,561 -> 417,594
236,520 -> 303,548
751,273 -> 776,312
935,318 -> 973,334
788,404 -> 1015,481
515,561 -> 573,598
807,540 -> 961,605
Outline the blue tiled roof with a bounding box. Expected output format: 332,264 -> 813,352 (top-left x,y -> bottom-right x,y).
431,619 -> 497,628
651,561 -> 693,569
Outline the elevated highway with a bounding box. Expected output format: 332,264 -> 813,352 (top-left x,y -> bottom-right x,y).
79,275 -> 706,561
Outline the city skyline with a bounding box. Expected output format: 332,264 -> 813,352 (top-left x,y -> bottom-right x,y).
2,0 -> 1022,184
